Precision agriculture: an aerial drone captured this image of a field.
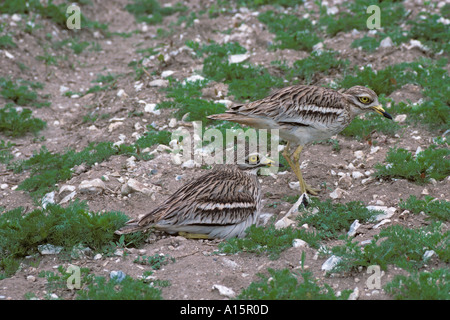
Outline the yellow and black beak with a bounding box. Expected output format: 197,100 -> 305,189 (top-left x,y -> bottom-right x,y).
371,105 -> 393,120
260,157 -> 284,168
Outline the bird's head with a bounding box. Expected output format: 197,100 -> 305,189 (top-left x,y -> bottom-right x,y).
237,153 -> 282,174
343,86 -> 392,120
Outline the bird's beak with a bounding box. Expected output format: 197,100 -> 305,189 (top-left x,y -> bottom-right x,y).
371,105 -> 392,120
260,157 -> 283,168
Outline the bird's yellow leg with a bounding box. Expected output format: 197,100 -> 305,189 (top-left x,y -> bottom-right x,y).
178,231 -> 210,239
291,145 -> 320,195
282,143 -> 307,194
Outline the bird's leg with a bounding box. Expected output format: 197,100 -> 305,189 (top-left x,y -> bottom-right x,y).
178,231 -> 210,239
291,145 -> 320,195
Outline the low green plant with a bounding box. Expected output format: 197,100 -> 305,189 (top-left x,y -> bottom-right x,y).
135,127 -> 173,148
331,222 -> 448,272
399,195 -> 450,222
12,142 -> 137,198
220,198 -> 381,258
319,0 -> 409,37
408,11 -> 450,53
238,268 -> 352,300
374,145 -> 450,184
77,274 -> 163,300
125,0 -> 187,25
198,41 -> 284,102
384,269 -> 450,300
134,254 -> 174,270
290,50 -> 348,84
258,10 -> 321,52
297,198 -> 380,239
36,266 -> 163,300
0,140 -> 15,164
0,0 -> 107,30
0,201 -> 137,277
233,0 -> 302,8
0,77 -> 50,107
351,36 -> 380,52
341,109 -> 400,141
0,105 -> 47,137
218,224 -> 322,259
0,35 -> 16,49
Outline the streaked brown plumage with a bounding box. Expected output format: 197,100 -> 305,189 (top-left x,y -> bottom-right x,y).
115,154 -> 277,239
208,85 -> 392,195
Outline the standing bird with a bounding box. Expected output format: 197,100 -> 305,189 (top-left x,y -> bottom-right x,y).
115,153 -> 279,239
208,85 -> 392,195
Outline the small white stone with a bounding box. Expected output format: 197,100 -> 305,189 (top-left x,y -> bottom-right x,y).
161,70 -> 175,78
321,255 -> 342,271
275,217 -> 295,229
149,79 -> 169,87
228,53 -> 250,64
370,146 -> 380,154
78,178 -> 106,194
212,284 -> 236,298
330,187 -> 347,199
394,114 -> 407,123
379,37 -> 393,48
354,150 -> 364,159
168,118 -> 177,128
423,250 -> 436,260
0,184 -> 8,190
292,239 -> 307,248
347,220 -> 361,237
184,75 -> 205,84
215,99 -> 233,108
373,219 -> 391,229
11,14 -> 22,21
352,171 -> 364,179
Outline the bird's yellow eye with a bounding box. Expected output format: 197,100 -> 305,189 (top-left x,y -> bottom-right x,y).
359,97 -> 371,104
249,155 -> 258,163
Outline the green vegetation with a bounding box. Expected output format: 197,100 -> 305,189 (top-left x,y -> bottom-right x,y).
275,50 -> 348,85
374,145 -> 450,184
319,0 -> 409,37
198,41 -> 284,101
0,140 -> 15,164
0,105 -> 47,137
0,77 -> 50,107
233,0 -> 302,8
36,265 -> 163,300
76,273 -> 163,300
157,78 -> 227,124
135,127 -> 172,149
351,36 -> 380,52
341,106 -> 400,141
0,201 -> 143,278
0,0 -> 107,30
384,269 -> 450,300
134,253 -> 174,270
399,195 -> 450,222
330,222 -> 448,272
125,0 -> 187,25
258,10 -> 321,52
12,142 -> 137,198
408,11 -> 450,53
238,268 -> 351,300
219,199 -> 381,258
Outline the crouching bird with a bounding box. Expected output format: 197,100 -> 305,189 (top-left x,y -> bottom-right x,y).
115,153 -> 280,239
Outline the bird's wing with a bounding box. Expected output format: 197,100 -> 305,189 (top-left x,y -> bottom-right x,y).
229,85 -> 349,128
138,169 -> 258,227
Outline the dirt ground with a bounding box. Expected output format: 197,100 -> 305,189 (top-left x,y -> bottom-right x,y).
0,0 -> 448,300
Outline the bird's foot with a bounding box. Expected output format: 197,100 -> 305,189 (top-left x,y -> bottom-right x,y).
178,231 -> 210,239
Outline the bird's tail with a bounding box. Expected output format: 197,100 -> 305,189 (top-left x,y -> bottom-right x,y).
207,113 -> 266,128
115,219 -> 149,235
